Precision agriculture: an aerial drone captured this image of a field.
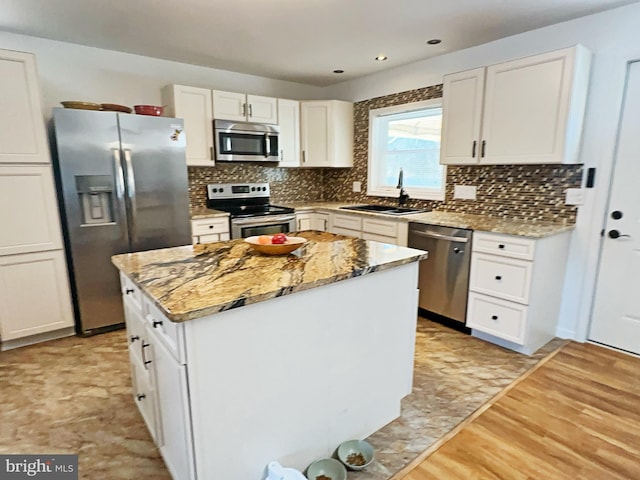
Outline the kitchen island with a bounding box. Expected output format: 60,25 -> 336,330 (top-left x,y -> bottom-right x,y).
111,231 -> 427,480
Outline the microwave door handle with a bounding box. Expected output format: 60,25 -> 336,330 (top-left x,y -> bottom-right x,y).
264,133 -> 270,158
225,137 -> 232,152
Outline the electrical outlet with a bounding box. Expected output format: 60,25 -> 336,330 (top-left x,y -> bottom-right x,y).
352,181 -> 361,193
454,185 -> 477,200
565,188 -> 585,205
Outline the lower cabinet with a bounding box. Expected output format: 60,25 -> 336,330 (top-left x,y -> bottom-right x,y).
295,212 -> 329,231
191,217 -> 230,244
122,284 -> 195,480
0,249 -> 74,343
328,212 -> 408,246
466,230 -> 571,355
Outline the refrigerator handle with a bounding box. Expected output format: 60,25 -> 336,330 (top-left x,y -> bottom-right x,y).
123,148 -> 137,244
112,148 -> 130,243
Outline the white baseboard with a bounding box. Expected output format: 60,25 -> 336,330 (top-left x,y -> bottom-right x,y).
1,327 -> 75,351
555,326 -> 578,340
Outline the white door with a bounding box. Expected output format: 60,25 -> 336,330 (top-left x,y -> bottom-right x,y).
301,101 -> 330,167
169,85 -> 214,166
589,61 -> 640,355
247,95 -> 278,124
212,90 -> 247,122
277,99 -> 300,167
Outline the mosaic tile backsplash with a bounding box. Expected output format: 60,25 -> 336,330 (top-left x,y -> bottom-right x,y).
189,84 -> 582,223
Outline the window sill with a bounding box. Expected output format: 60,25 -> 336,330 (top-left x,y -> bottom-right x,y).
367,189 -> 445,202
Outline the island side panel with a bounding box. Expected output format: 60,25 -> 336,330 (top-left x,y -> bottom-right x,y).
184,262 -> 419,480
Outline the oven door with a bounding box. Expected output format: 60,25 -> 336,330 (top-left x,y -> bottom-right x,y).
215,121 -> 279,162
231,215 -> 296,239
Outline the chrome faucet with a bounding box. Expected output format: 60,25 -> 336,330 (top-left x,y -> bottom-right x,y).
397,168 -> 410,206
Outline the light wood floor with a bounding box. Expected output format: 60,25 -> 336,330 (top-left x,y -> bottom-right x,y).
399,342 -> 640,480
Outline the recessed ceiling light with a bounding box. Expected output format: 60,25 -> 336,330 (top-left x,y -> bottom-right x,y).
375,55 -> 388,61
333,69 -> 344,74
427,39 -> 442,45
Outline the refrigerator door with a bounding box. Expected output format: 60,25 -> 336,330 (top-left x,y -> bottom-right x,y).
52,108 -> 129,334
118,115 -> 191,252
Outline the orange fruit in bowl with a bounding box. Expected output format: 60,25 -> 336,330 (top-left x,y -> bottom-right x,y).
257,235 -> 272,245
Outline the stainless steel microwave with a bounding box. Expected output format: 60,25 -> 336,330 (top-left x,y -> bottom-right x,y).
214,120 -> 280,162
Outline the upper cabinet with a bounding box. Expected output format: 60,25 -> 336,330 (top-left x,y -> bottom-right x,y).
212,90 -> 278,124
277,99 -> 301,167
300,100 -> 353,168
162,85 -> 214,167
440,45 -> 592,165
0,50 -> 50,164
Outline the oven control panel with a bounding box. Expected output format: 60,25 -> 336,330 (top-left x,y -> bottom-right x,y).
207,183 -> 270,200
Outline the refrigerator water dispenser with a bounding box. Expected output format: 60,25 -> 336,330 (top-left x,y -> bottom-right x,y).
75,175 -> 114,225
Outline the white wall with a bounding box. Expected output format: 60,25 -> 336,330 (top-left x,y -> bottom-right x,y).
325,2 -> 640,342
0,31 -> 325,120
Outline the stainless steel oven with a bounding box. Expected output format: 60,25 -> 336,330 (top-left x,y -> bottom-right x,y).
205,182 -> 296,239
230,214 -> 296,239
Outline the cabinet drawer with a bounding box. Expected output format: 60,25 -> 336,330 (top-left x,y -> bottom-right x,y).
191,218 -> 229,236
362,232 -> 397,245
470,253 -> 531,304
466,292 -> 526,345
362,217 -> 398,238
331,226 -> 362,238
332,214 -> 362,231
120,272 -> 142,311
472,232 -> 535,260
143,297 -> 186,364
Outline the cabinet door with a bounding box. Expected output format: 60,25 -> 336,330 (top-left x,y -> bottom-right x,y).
301,101 -> 330,167
440,68 -> 485,165
0,50 -> 49,164
296,214 -> 311,231
212,90 -> 247,122
481,48 -> 577,164
154,333 -> 195,480
247,95 -> 278,124
130,350 -> 162,444
310,213 -> 328,231
277,99 -> 301,167
0,165 -> 63,256
0,250 -> 73,341
164,85 -> 214,167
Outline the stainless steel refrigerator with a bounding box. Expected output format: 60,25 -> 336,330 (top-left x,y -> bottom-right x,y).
51,108 -> 191,335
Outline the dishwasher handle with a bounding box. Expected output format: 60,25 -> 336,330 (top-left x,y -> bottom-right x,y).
411,230 -> 469,243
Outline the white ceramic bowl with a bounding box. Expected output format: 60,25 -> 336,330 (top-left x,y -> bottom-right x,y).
337,439 -> 375,470
306,458 -> 347,480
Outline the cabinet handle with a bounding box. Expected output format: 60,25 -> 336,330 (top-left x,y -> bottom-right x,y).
481,140 -> 486,158
152,320 -> 163,328
472,140 -> 477,158
210,146 -> 214,160
495,275 -> 502,280
324,219 -> 328,231
498,244 -> 505,249
209,225 -> 214,229
130,335 -> 139,343
136,393 -> 146,401
280,149 -> 284,161
141,342 -> 150,370
248,104 -> 253,117
242,103 -> 246,117
302,150 -> 306,163
491,315 -> 499,320
125,288 -> 134,294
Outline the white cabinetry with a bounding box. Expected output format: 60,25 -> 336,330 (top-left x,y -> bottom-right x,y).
121,275 -> 195,480
440,45 -> 591,165
301,100 -> 353,167
0,49 -> 74,350
328,212 -> 407,246
191,217 -> 230,244
212,90 -> 278,124
277,99 -> 301,167
0,49 -> 50,164
296,212 -> 328,231
466,231 -> 571,355
162,85 -> 214,166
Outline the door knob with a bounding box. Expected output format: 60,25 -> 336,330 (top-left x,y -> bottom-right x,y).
608,229 -> 631,239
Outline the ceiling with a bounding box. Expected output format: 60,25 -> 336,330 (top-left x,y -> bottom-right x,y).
0,0 -> 637,86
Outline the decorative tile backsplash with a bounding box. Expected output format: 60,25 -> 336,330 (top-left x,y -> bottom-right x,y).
189,84 -> 582,223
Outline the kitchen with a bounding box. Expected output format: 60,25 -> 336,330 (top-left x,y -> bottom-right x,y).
1,1 -> 640,479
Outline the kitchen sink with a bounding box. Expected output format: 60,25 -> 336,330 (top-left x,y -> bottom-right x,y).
339,204 -> 429,215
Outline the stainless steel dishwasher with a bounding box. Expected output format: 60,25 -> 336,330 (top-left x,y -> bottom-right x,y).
408,223 -> 473,325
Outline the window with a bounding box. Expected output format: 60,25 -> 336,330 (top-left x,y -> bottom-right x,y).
367,99 -> 445,201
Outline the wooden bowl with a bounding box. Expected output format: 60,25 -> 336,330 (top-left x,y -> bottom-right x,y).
61,101 -> 101,110
134,105 -> 164,116
244,236 -> 307,255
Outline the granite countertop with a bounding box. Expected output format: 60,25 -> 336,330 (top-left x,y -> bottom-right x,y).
283,202 -> 574,238
112,231 -> 427,323
189,207 -> 229,220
